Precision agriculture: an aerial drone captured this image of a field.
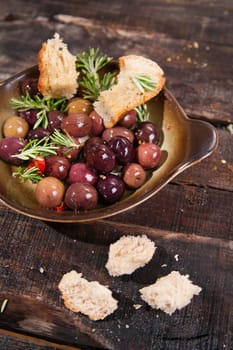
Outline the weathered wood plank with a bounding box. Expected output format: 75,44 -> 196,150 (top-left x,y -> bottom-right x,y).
0,215 -> 232,349
175,128 -> 233,192
109,182 -> 233,240
0,1 -> 232,123
0,329 -> 80,350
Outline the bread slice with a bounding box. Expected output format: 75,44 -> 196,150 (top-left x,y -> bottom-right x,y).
139,271 -> 202,315
94,55 -> 165,128
38,33 -> 78,99
58,270 -> 118,321
105,235 -> 156,276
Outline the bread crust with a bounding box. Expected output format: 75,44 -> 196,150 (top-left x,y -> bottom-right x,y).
38,33 -> 78,99
94,55 -> 166,128
37,43 -> 48,94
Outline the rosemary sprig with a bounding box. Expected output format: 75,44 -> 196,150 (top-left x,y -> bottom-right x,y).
50,129 -> 81,149
13,166 -> 43,183
0,299 -> 8,313
12,137 -> 58,160
10,91 -> 67,129
76,48 -> 116,101
132,74 -> 156,93
135,104 -> 150,122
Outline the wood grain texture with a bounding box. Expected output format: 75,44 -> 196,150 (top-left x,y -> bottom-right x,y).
0,211 -> 232,349
0,1 -> 232,349
0,0 -> 232,123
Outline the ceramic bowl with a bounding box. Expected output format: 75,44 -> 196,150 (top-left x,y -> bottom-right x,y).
0,66 -> 217,222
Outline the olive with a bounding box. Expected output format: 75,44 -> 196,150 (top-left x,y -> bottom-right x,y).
28,127 -> 51,140
89,110 -> 104,136
61,113 -> 92,137
123,163 -> 146,188
20,78 -> 39,96
35,176 -> 65,208
102,126 -> 134,143
67,97 -> 93,115
118,110 -> 137,128
97,174 -> 125,204
64,182 -> 98,210
3,116 -> 29,138
19,109 -> 38,126
48,110 -> 64,132
44,156 -> 71,181
137,143 -> 162,169
68,163 -> 98,185
0,137 -> 27,165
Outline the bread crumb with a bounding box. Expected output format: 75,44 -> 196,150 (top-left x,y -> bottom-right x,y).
174,254 -> 179,261
227,124 -> 233,134
133,303 -> 142,310
139,271 -> 202,315
105,235 -> 156,276
58,270 -> 118,320
221,159 -> 227,164
193,41 -> 199,49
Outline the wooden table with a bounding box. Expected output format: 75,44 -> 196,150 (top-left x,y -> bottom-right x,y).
0,1 -> 232,349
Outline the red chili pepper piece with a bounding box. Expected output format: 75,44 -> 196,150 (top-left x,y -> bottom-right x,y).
26,154 -> 45,174
54,201 -> 66,212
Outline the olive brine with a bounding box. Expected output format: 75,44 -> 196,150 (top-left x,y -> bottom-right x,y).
0,51 -> 162,211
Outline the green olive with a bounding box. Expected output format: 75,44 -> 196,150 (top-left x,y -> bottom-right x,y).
67,97 -> 93,115
3,116 -> 29,138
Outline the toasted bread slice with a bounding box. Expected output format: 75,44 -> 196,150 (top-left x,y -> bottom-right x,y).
94,55 -> 166,128
38,33 -> 78,99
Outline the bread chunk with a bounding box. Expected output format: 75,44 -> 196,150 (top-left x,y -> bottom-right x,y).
58,270 -> 118,321
106,235 -> 156,276
140,271 -> 202,315
94,55 -> 165,128
38,33 -> 78,99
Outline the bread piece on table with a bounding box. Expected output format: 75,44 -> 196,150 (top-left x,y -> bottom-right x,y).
105,235 -> 156,277
58,270 -> 118,321
139,271 -> 202,315
38,33 -> 78,99
94,55 -> 166,128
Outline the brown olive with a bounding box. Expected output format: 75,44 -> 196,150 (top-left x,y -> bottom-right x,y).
3,116 -> 29,138
123,163 -> 146,188
67,97 -> 93,115
61,113 -> 92,137
102,126 -> 134,143
35,176 -> 65,208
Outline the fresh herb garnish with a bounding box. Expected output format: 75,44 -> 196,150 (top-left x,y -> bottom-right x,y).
135,104 -> 150,122
50,129 -> 81,149
132,74 -> 155,93
12,137 -> 58,160
76,48 -> 116,101
13,166 -> 43,183
10,91 -> 67,129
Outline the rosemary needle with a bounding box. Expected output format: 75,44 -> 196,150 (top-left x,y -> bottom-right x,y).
132,74 -> 156,93
0,299 -> 8,313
